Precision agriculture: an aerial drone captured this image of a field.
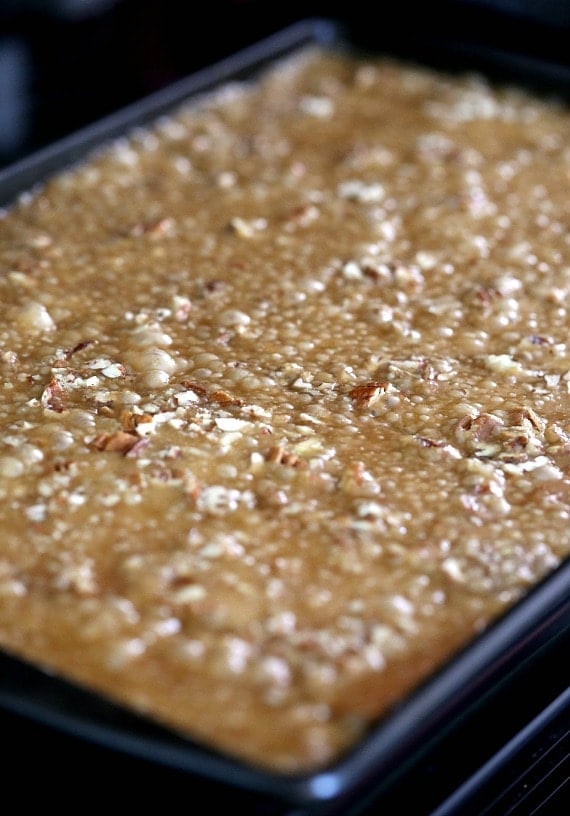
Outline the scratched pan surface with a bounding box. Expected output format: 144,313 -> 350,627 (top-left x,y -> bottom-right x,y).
0,14 -> 569,815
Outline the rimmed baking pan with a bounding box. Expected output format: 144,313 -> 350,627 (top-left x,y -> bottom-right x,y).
1,13 -> 569,815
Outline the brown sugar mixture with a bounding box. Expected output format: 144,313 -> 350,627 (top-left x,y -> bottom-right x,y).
1,45 -> 570,773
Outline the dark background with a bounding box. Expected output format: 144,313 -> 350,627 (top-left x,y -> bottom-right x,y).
1,0 -> 570,170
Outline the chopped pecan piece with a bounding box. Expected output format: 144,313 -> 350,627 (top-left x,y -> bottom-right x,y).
209,390 -> 244,406
91,430 -> 140,455
179,381 -> 208,398
507,406 -> 545,432
348,381 -> 390,407
265,446 -> 303,468
338,461 -> 380,496
502,433 -> 530,452
119,410 -> 154,433
474,286 -> 499,308
64,340 -> 95,359
456,412 -> 502,442
130,217 -> 175,238
40,378 -> 66,413
417,437 -> 446,448
119,410 -> 138,433
282,203 -> 320,228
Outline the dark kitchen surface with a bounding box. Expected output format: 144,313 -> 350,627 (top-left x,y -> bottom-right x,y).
0,3 -> 569,814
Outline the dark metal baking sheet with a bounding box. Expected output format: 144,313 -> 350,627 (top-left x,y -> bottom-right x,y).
1,15 -> 569,815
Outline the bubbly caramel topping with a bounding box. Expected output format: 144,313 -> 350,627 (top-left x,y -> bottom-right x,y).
1,46 -> 569,771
